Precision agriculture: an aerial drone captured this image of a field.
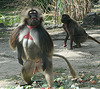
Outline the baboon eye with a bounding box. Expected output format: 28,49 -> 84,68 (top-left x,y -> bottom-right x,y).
29,10 -> 37,14
33,11 -> 37,14
29,11 -> 33,14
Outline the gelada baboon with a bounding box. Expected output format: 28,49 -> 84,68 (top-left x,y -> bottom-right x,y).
61,14 -> 100,49
9,8 -> 76,88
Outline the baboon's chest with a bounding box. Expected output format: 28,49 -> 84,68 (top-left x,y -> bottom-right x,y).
22,29 -> 41,59
23,31 -> 34,48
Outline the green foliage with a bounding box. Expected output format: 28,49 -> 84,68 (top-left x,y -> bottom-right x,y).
57,0 -> 64,16
63,79 -> 72,88
0,8 -> 21,26
0,14 -> 20,26
31,0 -> 51,12
0,14 -> 5,23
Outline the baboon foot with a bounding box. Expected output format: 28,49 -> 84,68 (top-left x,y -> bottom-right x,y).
73,44 -> 81,48
63,44 -> 67,47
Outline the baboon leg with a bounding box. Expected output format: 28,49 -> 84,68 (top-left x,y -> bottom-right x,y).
70,36 -> 74,49
77,43 -> 81,48
44,60 -> 53,88
21,61 -> 35,85
73,43 -> 81,48
45,71 -> 53,88
64,35 -> 69,47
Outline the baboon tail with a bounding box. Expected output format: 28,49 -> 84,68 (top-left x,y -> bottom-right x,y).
88,36 -> 100,44
53,54 -> 77,78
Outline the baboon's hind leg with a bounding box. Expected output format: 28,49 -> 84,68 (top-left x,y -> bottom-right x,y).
21,61 -> 35,85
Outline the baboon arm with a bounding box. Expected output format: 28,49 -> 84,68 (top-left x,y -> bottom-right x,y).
41,53 -> 48,71
17,43 -> 23,65
9,27 -> 20,50
64,35 -> 69,43
9,25 -> 25,50
9,26 -> 24,65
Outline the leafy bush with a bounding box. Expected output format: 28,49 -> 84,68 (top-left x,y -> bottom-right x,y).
0,14 -> 20,26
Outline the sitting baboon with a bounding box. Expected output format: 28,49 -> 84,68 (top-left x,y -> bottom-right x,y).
61,14 -> 100,49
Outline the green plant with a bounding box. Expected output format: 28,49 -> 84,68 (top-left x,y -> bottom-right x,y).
0,15 -> 21,26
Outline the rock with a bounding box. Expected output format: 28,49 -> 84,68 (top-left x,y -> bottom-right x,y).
96,74 -> 100,79
83,12 -> 100,25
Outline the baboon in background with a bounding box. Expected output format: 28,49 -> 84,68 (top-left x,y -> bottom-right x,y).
61,14 -> 100,49
9,8 -> 76,88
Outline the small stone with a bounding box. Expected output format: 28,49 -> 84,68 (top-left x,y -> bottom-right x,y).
96,74 -> 100,79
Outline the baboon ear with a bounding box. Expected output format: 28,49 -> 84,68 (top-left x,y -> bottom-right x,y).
22,18 -> 28,24
40,17 -> 44,23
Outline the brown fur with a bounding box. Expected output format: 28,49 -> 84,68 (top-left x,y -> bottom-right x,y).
9,9 -> 76,88
61,14 -> 100,49
9,25 -> 25,50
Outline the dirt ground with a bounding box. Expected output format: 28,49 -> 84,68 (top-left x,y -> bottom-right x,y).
0,26 -> 100,88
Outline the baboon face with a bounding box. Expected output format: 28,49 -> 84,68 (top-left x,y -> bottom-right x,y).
26,9 -> 41,26
61,14 -> 70,23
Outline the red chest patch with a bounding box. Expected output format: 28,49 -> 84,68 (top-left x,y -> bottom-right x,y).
24,32 -> 33,40
23,25 -> 36,40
